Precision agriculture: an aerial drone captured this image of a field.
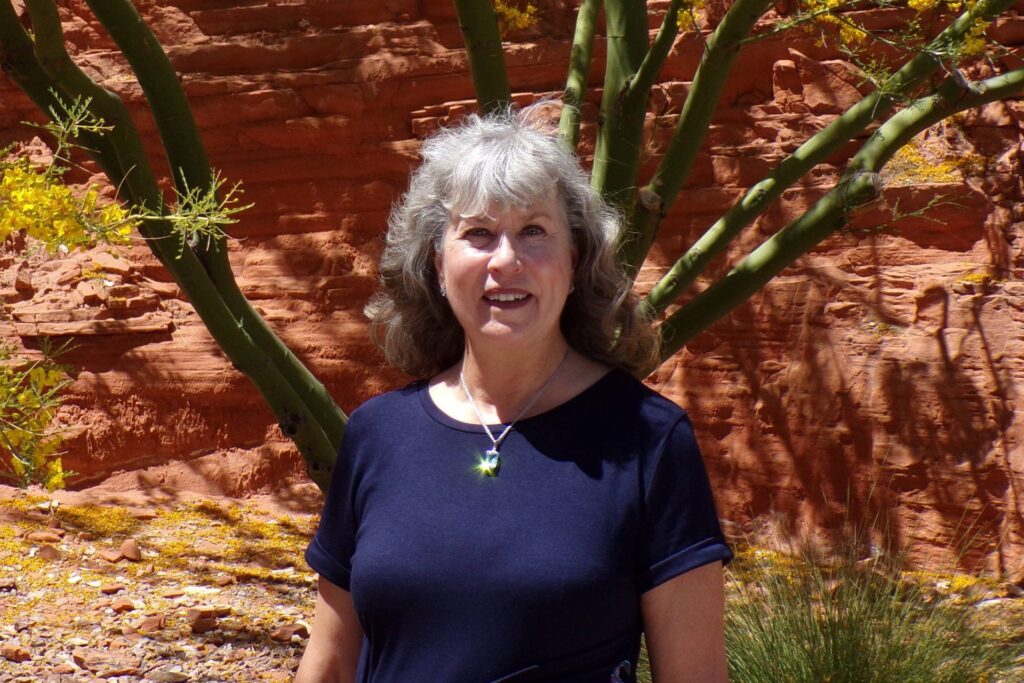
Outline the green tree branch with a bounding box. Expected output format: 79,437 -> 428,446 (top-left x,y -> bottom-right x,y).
591,0 -> 650,209
641,0 -> 1019,317
618,0 -> 776,278
11,0 -> 340,489
656,67 -> 1024,358
84,0 -> 347,456
0,2 -> 126,188
452,0 -> 511,115
558,0 -> 600,149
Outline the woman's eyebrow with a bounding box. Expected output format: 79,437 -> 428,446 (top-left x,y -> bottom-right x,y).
458,213 -> 498,225
524,211 -> 557,222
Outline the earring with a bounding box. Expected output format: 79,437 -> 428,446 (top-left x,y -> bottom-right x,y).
440,285 -> 447,298
569,284 -> 575,294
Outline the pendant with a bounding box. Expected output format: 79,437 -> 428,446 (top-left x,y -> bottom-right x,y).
477,448 -> 501,477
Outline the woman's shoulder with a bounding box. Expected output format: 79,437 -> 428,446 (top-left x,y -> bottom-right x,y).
588,368 -> 689,424
346,379 -> 428,427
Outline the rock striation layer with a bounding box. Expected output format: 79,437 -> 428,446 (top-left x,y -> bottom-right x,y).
1,1 -> 1023,572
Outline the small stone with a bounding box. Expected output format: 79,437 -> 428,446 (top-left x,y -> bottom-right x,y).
2,642 -> 31,663
120,539 -> 142,562
212,604 -> 231,617
189,616 -> 218,634
964,582 -> 993,602
131,509 -> 159,520
111,598 -> 135,614
108,283 -> 139,297
269,623 -> 309,642
37,544 -> 62,561
220,619 -> 246,632
974,597 -> 1008,609
0,578 -> 16,592
52,662 -> 76,674
100,583 -> 125,595
66,637 -> 90,647
71,648 -> 90,668
188,605 -> 219,619
13,617 -> 31,632
214,573 -> 236,587
149,670 -> 190,682
13,264 -> 33,294
104,661 -> 142,677
99,548 -> 123,563
159,588 -> 185,599
26,530 -> 62,544
1005,582 -> 1024,599
136,614 -> 166,634
76,279 -> 108,305
109,637 -> 134,650
92,251 -> 133,275
193,540 -> 221,557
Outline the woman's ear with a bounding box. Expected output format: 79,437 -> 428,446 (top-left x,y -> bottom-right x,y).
434,250 -> 445,292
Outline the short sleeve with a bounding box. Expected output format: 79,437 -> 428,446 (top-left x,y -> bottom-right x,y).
305,418 -> 362,590
640,414 -> 732,591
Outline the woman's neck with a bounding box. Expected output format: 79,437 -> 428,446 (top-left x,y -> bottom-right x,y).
457,339 -> 571,423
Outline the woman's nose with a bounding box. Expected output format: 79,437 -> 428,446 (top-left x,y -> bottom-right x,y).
489,233 -> 522,271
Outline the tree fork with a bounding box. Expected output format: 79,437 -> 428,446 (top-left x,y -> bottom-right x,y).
642,0 -> 1020,316
656,67 -> 1024,358
0,2 -> 127,193
618,0 -> 776,277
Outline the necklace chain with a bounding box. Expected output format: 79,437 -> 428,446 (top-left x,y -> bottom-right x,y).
458,348 -> 569,476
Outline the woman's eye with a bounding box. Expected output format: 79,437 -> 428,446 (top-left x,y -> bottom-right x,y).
465,227 -> 492,238
522,224 -> 545,237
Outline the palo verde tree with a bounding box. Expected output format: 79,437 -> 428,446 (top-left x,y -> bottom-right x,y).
0,0 -> 1021,492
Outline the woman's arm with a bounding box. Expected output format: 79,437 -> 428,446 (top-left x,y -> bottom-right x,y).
295,576 -> 364,683
641,560 -> 728,683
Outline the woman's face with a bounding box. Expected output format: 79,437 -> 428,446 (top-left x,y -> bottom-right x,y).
436,193 -> 576,353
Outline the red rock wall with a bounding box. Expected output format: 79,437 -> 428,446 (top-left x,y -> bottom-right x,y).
1,0 -> 1023,573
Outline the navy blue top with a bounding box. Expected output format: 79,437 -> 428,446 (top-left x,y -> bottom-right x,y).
306,369 -> 732,682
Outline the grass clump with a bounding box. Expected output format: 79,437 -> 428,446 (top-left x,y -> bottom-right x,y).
725,542 -> 1016,683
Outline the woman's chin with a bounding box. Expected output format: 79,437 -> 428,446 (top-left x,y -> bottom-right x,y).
468,324 -> 562,350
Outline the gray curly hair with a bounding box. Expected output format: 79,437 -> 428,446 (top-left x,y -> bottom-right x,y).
365,106 -> 659,377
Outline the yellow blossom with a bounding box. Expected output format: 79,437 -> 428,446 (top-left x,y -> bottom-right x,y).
676,0 -> 706,30
0,158 -> 136,252
962,20 -> 990,57
838,21 -> 868,43
0,347 -> 71,490
493,0 -> 538,32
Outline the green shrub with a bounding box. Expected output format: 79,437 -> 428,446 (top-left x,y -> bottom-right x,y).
725,545 -> 1017,683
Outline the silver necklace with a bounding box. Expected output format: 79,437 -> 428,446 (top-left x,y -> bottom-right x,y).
458,349 -> 569,477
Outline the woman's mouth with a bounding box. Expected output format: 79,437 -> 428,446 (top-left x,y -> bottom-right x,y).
483,292 -> 531,306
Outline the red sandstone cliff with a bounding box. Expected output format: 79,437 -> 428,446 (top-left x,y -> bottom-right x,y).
1,0 -> 1023,573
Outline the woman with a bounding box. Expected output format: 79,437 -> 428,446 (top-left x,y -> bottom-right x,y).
296,107 -> 732,683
